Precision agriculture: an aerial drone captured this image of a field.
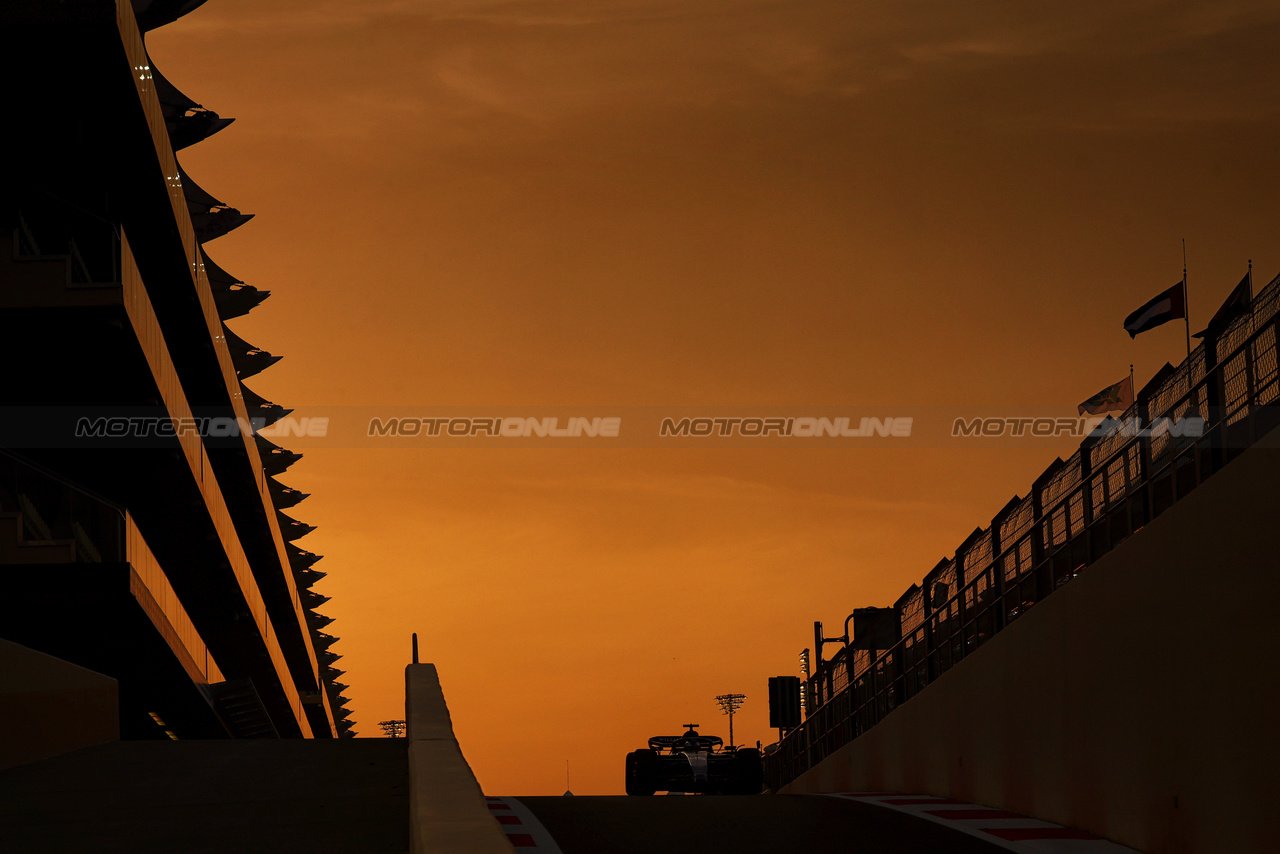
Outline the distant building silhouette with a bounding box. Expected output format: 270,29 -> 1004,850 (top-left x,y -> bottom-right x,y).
0,0 -> 349,742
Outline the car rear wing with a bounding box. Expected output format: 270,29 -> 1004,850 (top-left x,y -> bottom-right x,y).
649,735 -> 724,752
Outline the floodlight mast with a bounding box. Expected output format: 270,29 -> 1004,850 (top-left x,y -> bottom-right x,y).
714,693 -> 747,748
377,719 -> 406,738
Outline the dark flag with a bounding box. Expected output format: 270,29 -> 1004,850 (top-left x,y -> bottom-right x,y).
1192,271 -> 1252,339
1124,281 -> 1186,338
1078,375 -> 1134,416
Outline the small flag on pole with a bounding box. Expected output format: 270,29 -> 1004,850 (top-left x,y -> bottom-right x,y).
1123,282 -> 1186,338
1078,375 -> 1134,415
1192,270 -> 1252,339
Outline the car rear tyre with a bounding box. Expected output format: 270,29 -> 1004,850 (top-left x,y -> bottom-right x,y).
625,749 -> 657,796
732,748 -> 763,794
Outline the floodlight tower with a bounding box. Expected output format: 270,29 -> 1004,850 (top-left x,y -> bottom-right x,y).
377,719 -> 406,738
715,693 -> 747,748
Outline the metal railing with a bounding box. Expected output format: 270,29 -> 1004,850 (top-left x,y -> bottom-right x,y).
766,270 -> 1280,792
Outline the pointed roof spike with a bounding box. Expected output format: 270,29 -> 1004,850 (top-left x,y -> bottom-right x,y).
296,568 -> 328,591
177,166 -> 225,209
287,543 -> 323,569
146,59 -> 235,153
178,169 -> 253,242
200,249 -> 244,288
283,523 -> 316,542
223,325 -> 282,380
240,386 -> 289,414
176,115 -> 234,150
193,210 -> 254,243
215,284 -> 270,320
242,384 -> 293,428
268,476 -> 310,509
277,510 -> 317,541
256,434 -> 302,476
307,611 -> 335,629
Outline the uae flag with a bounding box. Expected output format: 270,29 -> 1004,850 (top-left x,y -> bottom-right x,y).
1193,271 -> 1252,339
1123,281 -> 1186,338
1078,375 -> 1134,416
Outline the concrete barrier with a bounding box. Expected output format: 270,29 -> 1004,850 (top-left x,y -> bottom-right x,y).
781,432 -> 1280,854
0,639 -> 118,772
405,663 -> 514,854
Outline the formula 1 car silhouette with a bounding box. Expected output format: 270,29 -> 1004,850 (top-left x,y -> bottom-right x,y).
625,724 -> 763,795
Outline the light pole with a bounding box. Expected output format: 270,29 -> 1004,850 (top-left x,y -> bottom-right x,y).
715,693 -> 746,748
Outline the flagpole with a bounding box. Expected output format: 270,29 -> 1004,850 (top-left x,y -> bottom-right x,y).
1129,363 -> 1135,416
1182,238 -> 1191,358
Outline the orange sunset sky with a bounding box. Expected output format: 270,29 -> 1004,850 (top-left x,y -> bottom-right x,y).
149,0 -> 1280,794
